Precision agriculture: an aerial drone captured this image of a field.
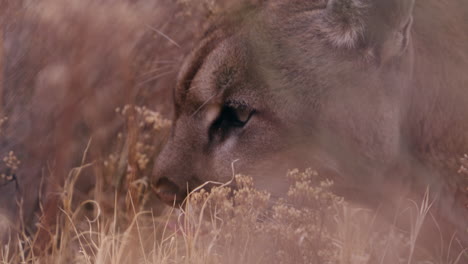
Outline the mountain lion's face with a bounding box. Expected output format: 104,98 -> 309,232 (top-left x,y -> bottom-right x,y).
154,0 -> 415,205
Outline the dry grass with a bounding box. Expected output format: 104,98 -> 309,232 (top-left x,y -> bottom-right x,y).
0,97 -> 466,263
1,157 -> 466,263
1,1 -> 467,263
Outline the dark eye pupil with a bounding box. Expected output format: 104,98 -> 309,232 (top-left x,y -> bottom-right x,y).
209,105 -> 253,140
220,106 -> 248,127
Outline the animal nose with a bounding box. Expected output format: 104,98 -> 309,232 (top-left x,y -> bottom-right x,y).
153,177 -> 185,206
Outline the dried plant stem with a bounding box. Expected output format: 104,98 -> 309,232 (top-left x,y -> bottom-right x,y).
0,26 -> 3,115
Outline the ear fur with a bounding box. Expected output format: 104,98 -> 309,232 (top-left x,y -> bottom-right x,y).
320,0 -> 368,49
320,0 -> 415,63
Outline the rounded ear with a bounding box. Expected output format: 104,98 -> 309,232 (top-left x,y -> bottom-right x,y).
376,15 -> 413,64
321,0 -> 415,63
366,0 -> 415,64
320,0 -> 368,49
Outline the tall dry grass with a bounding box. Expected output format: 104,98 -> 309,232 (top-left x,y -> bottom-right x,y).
1,154 -> 466,263
0,101 -> 466,263
0,1 -> 467,263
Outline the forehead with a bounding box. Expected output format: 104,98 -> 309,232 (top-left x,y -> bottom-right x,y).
172,3 -> 353,117
174,32 -> 251,114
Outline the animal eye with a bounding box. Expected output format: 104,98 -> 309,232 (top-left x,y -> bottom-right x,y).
209,101 -> 254,139
220,105 -> 254,127
228,105 -> 252,125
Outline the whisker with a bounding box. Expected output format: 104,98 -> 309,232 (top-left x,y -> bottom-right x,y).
191,94 -> 217,117
152,59 -> 180,64
139,65 -> 175,77
137,71 -> 175,86
186,85 -> 200,92
146,25 -> 181,48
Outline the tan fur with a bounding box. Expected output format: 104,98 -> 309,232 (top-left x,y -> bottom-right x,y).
1,1 -> 467,260
154,0 -> 468,258
0,0 -> 210,246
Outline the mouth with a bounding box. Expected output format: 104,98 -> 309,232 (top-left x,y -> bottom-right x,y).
154,190 -> 183,206
153,177 -> 237,207
152,178 -> 187,207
